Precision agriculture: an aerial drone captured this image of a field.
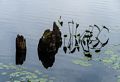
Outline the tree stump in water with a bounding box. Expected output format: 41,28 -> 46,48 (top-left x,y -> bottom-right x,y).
38,21 -> 63,69
16,34 -> 26,65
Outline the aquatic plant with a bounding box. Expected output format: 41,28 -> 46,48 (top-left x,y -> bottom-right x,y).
72,58 -> 92,67
0,63 -> 55,82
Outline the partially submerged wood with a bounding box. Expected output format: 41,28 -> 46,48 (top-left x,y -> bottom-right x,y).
38,21 -> 62,69
16,34 -> 26,65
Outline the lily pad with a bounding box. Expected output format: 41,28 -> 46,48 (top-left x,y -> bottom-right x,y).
112,63 -> 120,70
37,78 -> 48,82
49,77 -> 56,80
72,59 -> 91,67
42,75 -> 48,78
14,80 -> 20,82
34,70 -> 42,75
102,58 -> 113,64
0,63 -> 55,82
0,67 -> 4,69
49,80 -> 54,82
6,81 -> 11,82
104,50 -> 114,55
118,79 -> 120,82
117,76 -> 120,82
1,72 -> 7,75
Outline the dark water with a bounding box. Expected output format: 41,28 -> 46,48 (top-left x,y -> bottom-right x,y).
0,0 -> 120,82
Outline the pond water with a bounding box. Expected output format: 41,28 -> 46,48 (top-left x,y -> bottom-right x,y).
0,0 -> 120,82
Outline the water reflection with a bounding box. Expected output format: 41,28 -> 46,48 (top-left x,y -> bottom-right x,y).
15,18 -> 109,68
37,18 -> 63,69
63,20 -> 109,58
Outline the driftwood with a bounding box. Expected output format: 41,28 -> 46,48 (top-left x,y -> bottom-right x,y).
16,34 -> 26,65
38,21 -> 62,69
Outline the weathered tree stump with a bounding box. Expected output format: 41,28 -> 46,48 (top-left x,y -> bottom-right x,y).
16,34 -> 26,65
38,20 -> 63,69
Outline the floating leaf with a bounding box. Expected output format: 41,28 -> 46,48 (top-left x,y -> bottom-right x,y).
49,80 -> 54,82
72,59 -> 91,67
34,70 -> 42,75
117,78 -> 120,82
38,78 -> 48,82
112,63 -> 120,70
42,75 -> 48,78
14,80 -> 20,82
6,81 -> 10,82
1,72 -> 7,75
0,67 -> 4,69
49,77 -> 56,80
102,58 -> 113,64
0,63 -> 54,82
104,50 -> 114,55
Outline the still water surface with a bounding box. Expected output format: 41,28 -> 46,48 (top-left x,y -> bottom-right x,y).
0,0 -> 120,82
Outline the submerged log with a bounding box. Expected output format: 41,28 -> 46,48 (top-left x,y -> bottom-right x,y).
38,21 -> 62,69
16,34 -> 26,65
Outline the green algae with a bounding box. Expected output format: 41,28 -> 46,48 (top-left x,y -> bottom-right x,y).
117,75 -> 120,82
49,77 -> 56,80
49,80 -> 54,82
34,70 -> 42,75
102,58 -> 113,64
112,63 -> 120,70
37,78 -> 48,82
14,80 -> 21,82
42,75 -> 48,78
1,72 -> 7,75
118,79 -> 120,82
98,47 -> 120,82
72,59 -> 91,67
99,54 -> 120,70
104,50 -> 114,55
0,63 -> 55,82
